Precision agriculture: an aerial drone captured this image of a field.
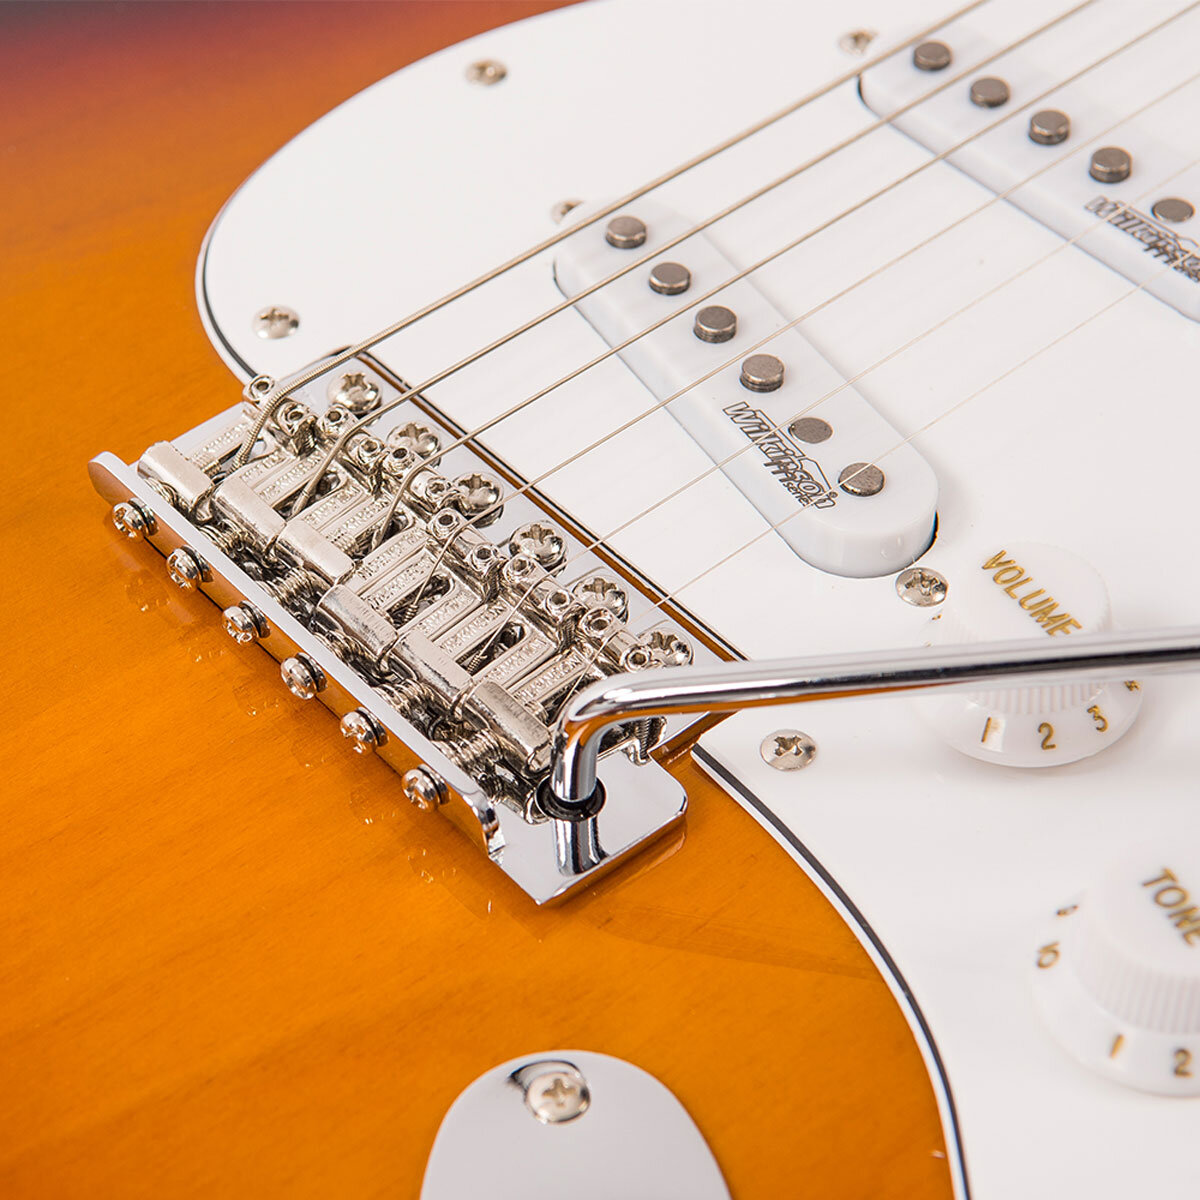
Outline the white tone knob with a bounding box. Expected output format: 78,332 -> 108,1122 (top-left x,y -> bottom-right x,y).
917,542 -> 1142,766
1032,850 -> 1200,1096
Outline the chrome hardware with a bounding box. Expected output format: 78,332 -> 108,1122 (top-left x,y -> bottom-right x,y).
223,602 -> 269,643
403,767 -> 446,812
166,546 -> 208,589
253,305 -> 299,339
896,566 -> 949,607
761,730 -> 817,771
111,499 -> 155,538
340,708 -> 387,754
465,59 -> 506,86
281,654 -> 325,700
90,357 -> 694,903
550,627 -> 1200,805
514,1061 -> 591,1124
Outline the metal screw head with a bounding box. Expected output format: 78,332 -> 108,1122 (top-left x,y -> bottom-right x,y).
340,709 -> 387,754
788,416 -> 832,444
573,575 -> 628,620
222,603 -> 268,643
166,547 -> 208,590
969,76 -> 1010,108
694,304 -> 738,343
913,41 -> 952,71
605,215 -> 647,249
839,29 -> 876,56
403,767 -> 446,812
1090,146 -> 1132,184
280,654 -> 325,700
646,628 -> 693,666
253,305 -> 299,339
519,1063 -> 591,1124
456,472 -> 503,519
550,198 -> 583,223
761,730 -> 817,771
895,566 -> 949,607
1029,109 -> 1070,146
838,462 -> 885,496
328,371 -> 381,414
740,353 -> 785,393
465,59 -> 506,85
509,522 -> 566,570
1152,196 -> 1195,223
386,421 -> 440,459
648,261 -> 692,295
111,500 -> 155,539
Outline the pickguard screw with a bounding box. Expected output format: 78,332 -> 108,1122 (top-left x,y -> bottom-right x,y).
340,709 -> 387,754
895,566 -> 949,607
222,602 -> 269,643
466,59 -> 506,85
111,499 -> 155,539
166,547 -> 209,590
515,1062 -> 591,1124
253,305 -> 299,339
838,29 -> 876,56
280,654 -> 325,700
761,730 -> 817,771
403,767 -> 447,812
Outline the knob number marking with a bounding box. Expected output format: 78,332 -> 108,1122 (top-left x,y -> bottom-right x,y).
1038,722 -> 1057,751
1141,869 -> 1200,946
1036,941 -> 1061,969
1175,1049 -> 1193,1078
1087,705 -> 1108,732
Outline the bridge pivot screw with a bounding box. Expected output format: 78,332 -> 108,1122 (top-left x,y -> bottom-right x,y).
222,603 -> 269,644
403,767 -> 447,812
340,709 -> 387,754
111,500 -> 155,539
280,654 -> 325,700
166,547 -> 209,590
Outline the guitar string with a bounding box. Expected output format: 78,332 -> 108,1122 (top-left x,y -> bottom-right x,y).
227,0 -> 991,466
462,137 -> 1200,703
376,7 -> 1190,616
280,0 -> 1098,514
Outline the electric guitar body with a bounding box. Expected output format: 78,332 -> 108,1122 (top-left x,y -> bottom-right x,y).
3,2 -> 1197,1198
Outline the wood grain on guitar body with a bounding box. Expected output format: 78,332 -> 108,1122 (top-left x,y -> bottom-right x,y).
4,1 -> 1198,1197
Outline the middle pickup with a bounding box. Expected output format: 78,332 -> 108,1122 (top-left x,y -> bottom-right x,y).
554,201 -> 938,579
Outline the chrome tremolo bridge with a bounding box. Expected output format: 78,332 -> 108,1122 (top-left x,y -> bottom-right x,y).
90,359 -> 700,904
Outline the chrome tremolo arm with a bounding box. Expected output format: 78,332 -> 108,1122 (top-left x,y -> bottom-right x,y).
550,626 -> 1200,805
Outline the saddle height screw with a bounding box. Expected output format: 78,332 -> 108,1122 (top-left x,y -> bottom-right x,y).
515,1061 -> 591,1124
403,768 -> 447,812
761,730 -> 818,771
253,305 -> 299,339
895,566 -> 949,607
465,59 -> 506,85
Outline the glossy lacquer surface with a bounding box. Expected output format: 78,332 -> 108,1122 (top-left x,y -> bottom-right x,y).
0,4 -> 951,1196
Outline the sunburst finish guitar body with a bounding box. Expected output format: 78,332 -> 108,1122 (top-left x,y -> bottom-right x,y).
3,1 -> 1198,1197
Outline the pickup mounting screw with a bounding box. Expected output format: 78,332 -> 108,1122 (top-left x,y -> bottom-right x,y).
605,215 -> 647,249
510,522 -> 566,570
550,198 -> 583,223
111,500 -> 155,539
166,547 -> 209,590
838,29 -> 876,56
222,602 -> 269,643
280,654 -> 325,700
403,767 -> 447,812
465,59 -> 506,85
838,462 -> 885,497
1029,109 -> 1070,146
761,730 -> 817,771
253,305 -> 299,339
340,709 -> 387,754
328,372 -> 381,414
913,41 -> 952,72
1089,147 -> 1132,184
516,1062 -> 591,1124
895,566 -> 948,607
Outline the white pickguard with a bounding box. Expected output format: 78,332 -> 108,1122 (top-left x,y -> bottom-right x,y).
198,0 -> 1200,1195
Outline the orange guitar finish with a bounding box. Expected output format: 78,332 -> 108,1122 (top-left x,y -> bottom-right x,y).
1,4 -> 953,1196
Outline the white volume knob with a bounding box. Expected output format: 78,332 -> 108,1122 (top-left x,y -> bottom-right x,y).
918,541 -> 1142,766
1032,851 -> 1200,1095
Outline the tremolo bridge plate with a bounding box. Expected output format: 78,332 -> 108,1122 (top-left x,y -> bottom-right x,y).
90,361 -> 704,903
